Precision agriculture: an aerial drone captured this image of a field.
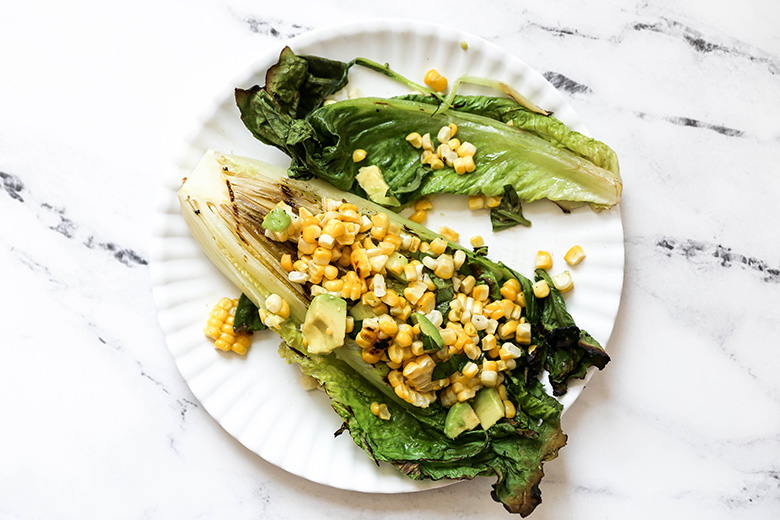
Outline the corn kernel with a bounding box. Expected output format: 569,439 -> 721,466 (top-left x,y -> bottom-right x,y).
433,255 -> 454,279
323,264 -> 339,280
370,211 -> 389,230
214,338 -> 231,351
440,328 -> 457,346
565,245 -> 586,265
457,141 -> 476,157
406,132 -> 423,148
453,249 -> 466,270
462,154 -> 476,173
428,237 -> 447,256
370,402 -> 380,415
516,323 -> 532,345
460,275 -> 476,295
468,195 -> 484,210
481,334 -> 497,352
280,254 -> 294,272
404,284 -> 426,305
532,279 -> 550,298
437,125 -> 452,143
265,294 -> 283,314
498,347 -> 514,361
481,370 -> 498,387
297,237 -> 317,255
504,400 -> 516,419
470,235 -> 484,248
440,227 -> 459,242
322,279 -> 344,292
453,157 -> 468,175
302,224 -> 321,244
421,133 -> 433,151
388,344 -> 404,364
429,157 -> 445,170
337,252 -> 352,267
352,149 -> 367,162
378,314 -> 398,336
420,149 -> 433,165
383,233 -> 403,249
414,198 -> 433,211
289,271 -> 309,284
502,343 -> 524,359
417,291 -> 436,314
552,270 -> 574,293
504,279 -> 520,292
471,284 -> 490,301
484,196 -> 502,208
462,362 -> 479,379
312,247 -> 333,266
395,330 -> 413,348
324,220 -> 346,238
424,69 -> 448,92
498,320 -> 518,340
362,349 -> 382,364
410,210 -> 427,224
535,250 -> 553,270
499,284 -> 517,301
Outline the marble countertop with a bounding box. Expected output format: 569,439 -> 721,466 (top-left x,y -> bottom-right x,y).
2,1 -> 779,518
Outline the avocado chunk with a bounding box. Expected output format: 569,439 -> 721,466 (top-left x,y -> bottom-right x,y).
348,301 -> 377,322
355,165 -> 400,207
410,313 -> 444,352
302,294 -> 347,355
262,206 -> 291,232
384,252 -> 408,282
444,402 -> 481,439
472,387 -> 505,430
347,301 -> 377,336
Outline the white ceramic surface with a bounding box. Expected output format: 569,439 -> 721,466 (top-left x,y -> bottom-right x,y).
150,20 -> 624,494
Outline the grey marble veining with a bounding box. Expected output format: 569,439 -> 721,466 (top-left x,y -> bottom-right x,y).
1,0 -> 779,518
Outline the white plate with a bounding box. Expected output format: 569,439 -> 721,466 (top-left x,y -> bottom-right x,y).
150,19 -> 624,494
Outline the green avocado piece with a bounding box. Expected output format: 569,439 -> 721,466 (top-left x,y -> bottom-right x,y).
348,302 -> 377,322
385,251 -> 408,282
444,401 -> 481,439
347,301 -> 377,335
355,165 -> 400,207
302,294 -> 347,354
472,387 -> 505,430
411,313 -> 444,352
262,206 -> 291,232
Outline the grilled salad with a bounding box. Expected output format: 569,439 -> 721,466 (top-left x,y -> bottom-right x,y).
178,150 -> 610,516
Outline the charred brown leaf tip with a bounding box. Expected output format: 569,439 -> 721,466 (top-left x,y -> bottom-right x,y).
502,481 -> 542,517
396,461 -> 422,477
280,183 -> 296,207
224,179 -> 248,243
266,46 -> 294,86
361,437 -> 380,466
334,422 -> 348,437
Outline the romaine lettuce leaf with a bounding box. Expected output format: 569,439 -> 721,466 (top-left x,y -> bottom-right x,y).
491,185 -> 532,231
535,270 -> 611,395
235,47 -> 622,213
179,150 -> 611,515
279,341 -> 567,516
